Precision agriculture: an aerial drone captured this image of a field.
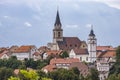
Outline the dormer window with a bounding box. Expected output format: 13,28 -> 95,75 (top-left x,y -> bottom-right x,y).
75,44 -> 77,47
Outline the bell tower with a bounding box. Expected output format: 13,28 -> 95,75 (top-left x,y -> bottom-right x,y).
53,10 -> 63,43
88,25 -> 97,63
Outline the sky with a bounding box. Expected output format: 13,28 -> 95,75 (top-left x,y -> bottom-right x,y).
0,0 -> 120,48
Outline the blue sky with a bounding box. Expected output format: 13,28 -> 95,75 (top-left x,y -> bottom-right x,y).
0,0 -> 120,48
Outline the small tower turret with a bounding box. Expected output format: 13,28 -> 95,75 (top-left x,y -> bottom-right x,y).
88,25 -> 97,63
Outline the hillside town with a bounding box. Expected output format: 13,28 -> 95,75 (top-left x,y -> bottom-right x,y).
0,9 -> 118,80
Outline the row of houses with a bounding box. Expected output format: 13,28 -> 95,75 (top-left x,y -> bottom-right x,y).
0,45 -> 116,79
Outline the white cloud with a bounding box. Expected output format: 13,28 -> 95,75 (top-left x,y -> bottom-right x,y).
3,16 -> 9,19
95,0 -> 120,9
86,24 -> 93,28
24,22 -> 32,27
65,24 -> 79,28
1,0 -> 120,11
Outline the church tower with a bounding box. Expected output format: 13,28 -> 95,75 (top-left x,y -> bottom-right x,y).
88,25 -> 97,63
53,10 -> 63,43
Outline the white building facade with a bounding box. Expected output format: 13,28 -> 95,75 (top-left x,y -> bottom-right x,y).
88,26 -> 97,63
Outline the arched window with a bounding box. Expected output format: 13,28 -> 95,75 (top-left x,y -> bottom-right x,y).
58,32 -> 61,37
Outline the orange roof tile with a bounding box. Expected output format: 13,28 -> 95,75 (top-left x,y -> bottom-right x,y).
50,58 -> 79,65
97,46 -> 115,51
46,50 -> 63,56
97,50 -> 116,58
13,45 -> 35,53
42,65 -> 56,72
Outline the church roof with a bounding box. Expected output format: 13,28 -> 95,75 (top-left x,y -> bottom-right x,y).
54,10 -> 61,26
73,48 -> 89,55
57,37 -> 82,51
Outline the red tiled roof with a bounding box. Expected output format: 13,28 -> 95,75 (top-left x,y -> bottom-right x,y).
33,52 -> 40,56
97,46 -> 115,51
50,58 -> 79,65
97,50 -> 116,58
73,48 -> 88,55
0,50 -> 9,58
57,37 -> 83,51
46,50 -> 63,56
13,45 -> 35,53
42,65 -> 56,72
38,46 -> 50,51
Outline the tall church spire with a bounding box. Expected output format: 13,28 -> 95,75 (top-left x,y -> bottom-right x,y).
53,9 -> 63,43
54,10 -> 61,26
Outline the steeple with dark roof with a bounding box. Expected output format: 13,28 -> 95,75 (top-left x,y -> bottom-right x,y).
89,25 -> 95,36
53,9 -> 63,43
54,10 -> 61,26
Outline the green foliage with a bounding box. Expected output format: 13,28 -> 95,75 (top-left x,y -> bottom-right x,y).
0,57 -> 22,69
24,59 -> 48,69
60,51 -> 69,58
41,77 -> 52,80
19,69 -> 39,80
48,68 -> 79,80
37,70 -> 47,79
116,46 -> 120,62
24,58 -> 37,69
107,73 -> 120,80
0,67 -> 14,80
8,76 -> 20,80
8,69 -> 52,80
109,46 -> 120,76
43,55 -> 54,64
70,67 -> 80,76
85,68 -> 99,80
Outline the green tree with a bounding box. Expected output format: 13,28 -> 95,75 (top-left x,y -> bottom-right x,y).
0,67 -> 14,80
106,73 -> 120,80
8,69 -> 51,80
71,67 -> 80,76
60,51 -> 69,58
19,70 -> 39,80
85,68 -> 99,80
48,68 -> 79,80
24,58 -> 37,69
37,70 -> 47,80
109,46 -> 120,76
8,76 -> 20,80
116,46 -> 120,62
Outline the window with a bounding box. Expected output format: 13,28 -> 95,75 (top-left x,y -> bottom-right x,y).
58,32 -> 60,37
54,32 -> 55,38
75,44 -> 77,47
86,57 -> 88,61
80,57 -> 82,61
